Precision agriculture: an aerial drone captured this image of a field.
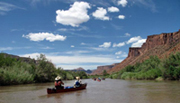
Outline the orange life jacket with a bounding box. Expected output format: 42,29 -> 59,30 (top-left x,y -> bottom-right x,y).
55,81 -> 62,86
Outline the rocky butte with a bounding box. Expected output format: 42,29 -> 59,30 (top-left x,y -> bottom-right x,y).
108,29 -> 180,74
91,29 -> 180,75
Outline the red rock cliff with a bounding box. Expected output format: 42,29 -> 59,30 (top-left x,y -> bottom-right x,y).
108,29 -> 180,73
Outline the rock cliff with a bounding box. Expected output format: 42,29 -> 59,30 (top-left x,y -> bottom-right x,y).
108,29 -> 180,73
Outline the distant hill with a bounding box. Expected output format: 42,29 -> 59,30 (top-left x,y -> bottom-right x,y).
0,53 -> 37,64
91,63 -> 119,75
91,29 -> 180,75
66,67 -> 93,74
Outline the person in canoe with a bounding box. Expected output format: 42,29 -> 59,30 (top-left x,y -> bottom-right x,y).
55,76 -> 64,89
74,76 -> 82,88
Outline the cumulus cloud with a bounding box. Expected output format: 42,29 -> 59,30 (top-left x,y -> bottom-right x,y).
131,39 -> 146,47
22,32 -> 66,42
118,15 -> 125,19
99,42 -> 111,48
92,7 -> 109,20
113,42 -> 125,47
126,36 -> 142,44
56,1 -> 91,27
126,36 -> 146,47
71,45 -> 75,48
108,6 -> 119,12
118,0 -> 128,7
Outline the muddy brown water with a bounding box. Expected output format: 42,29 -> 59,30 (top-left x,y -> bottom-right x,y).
0,79 -> 180,103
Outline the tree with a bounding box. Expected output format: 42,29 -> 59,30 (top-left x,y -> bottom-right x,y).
103,70 -> 108,76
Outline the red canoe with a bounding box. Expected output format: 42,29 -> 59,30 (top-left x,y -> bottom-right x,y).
47,83 -> 87,94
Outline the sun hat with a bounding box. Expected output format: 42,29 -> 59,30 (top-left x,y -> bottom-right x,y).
76,76 -> 80,80
55,76 -> 61,80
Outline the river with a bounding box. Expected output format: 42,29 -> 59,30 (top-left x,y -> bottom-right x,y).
0,79 -> 180,103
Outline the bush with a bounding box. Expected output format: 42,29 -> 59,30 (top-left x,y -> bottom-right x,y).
161,52 -> 180,80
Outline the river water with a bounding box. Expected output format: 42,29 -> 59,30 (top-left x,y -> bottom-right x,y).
0,79 -> 180,103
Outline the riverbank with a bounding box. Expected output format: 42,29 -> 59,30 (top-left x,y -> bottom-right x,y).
109,52 -> 180,81
0,53 -> 88,86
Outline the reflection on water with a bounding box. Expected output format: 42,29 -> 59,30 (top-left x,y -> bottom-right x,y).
0,79 -> 180,103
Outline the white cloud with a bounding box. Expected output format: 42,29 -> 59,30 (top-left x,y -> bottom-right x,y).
99,42 -> 111,48
58,26 -> 88,32
92,7 -> 109,20
56,1 -> 91,27
0,47 -> 13,51
0,2 -> 24,15
65,50 -> 90,55
126,36 -> 142,44
126,36 -> 146,47
89,47 -> 110,51
130,0 -> 157,12
115,51 -> 122,55
20,53 -> 122,70
22,32 -> 66,42
71,45 -> 75,48
118,15 -> 125,19
125,33 -> 131,36
0,46 -> 31,51
118,0 -> 128,7
131,39 -> 146,47
113,42 -> 125,47
81,42 -> 86,45
41,46 -> 53,49
108,6 -> 119,12
115,51 -> 128,57
58,28 -> 67,31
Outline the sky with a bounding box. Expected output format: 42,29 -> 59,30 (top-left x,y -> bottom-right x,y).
0,0 -> 180,70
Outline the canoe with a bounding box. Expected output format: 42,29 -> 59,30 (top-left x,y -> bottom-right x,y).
47,83 -> 87,94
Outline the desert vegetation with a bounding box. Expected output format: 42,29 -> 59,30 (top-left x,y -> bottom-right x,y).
109,52 -> 180,80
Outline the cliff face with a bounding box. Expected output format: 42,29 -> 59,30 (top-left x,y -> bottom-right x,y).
108,29 -> 180,73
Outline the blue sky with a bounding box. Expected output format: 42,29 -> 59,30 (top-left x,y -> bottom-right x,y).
0,0 -> 180,70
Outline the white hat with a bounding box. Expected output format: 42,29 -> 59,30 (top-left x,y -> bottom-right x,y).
55,76 -> 61,80
76,77 -> 80,80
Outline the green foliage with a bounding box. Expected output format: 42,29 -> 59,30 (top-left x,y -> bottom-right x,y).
0,53 -> 17,67
56,68 -> 88,80
109,53 -> 180,80
34,54 -> 56,82
0,53 -> 88,85
160,52 -> 180,80
103,70 -> 108,76
0,62 -> 34,85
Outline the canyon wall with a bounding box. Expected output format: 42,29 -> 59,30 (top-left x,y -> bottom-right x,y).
108,29 -> 180,73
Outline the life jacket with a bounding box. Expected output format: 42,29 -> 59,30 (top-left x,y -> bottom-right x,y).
55,80 -> 62,86
75,80 -> 81,87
